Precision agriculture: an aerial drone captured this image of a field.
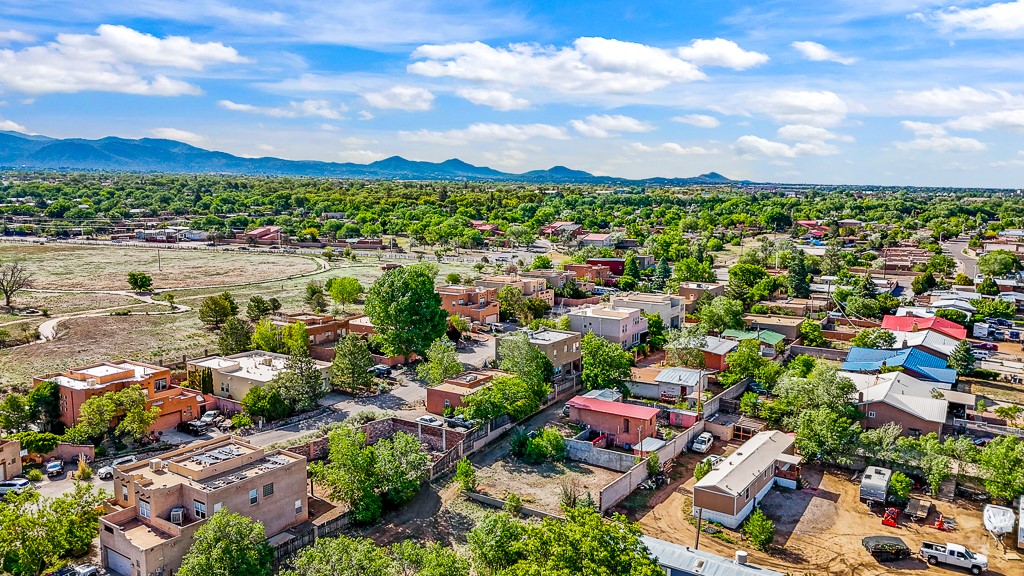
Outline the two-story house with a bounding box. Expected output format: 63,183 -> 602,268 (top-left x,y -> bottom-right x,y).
474,275 -> 555,306
186,351 -> 331,402
567,305 -> 648,349
437,285 -> 500,324
610,292 -> 685,329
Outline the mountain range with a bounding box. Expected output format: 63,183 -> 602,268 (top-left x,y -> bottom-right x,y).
0,131 -> 736,185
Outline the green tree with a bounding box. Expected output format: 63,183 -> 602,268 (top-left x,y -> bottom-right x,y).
497,332 -> 554,395
743,508 -> 775,551
977,436 -> 1024,501
241,386 -> 292,421
373,431 -> 431,507
665,325 -> 708,369
126,271 -> 153,292
972,297 -> 1016,319
177,510 -> 274,576
693,459 -> 712,480
467,512 -> 527,575
304,280 -> 328,312
947,340 -> 977,375
672,257 -> 715,283
417,338 -> 464,386
644,312 -> 667,350
934,308 -> 969,325
977,276 -> 1000,296
530,255 -> 552,270
280,321 -> 311,355
618,252 -> 641,291
284,536 -> 396,576
250,318 -> 284,353
246,295 -> 273,322
580,333 -> 633,395
850,328 -> 896,349
461,375 -> 543,422
787,249 -> 811,298
655,257 -> 671,281
859,423 -> 903,466
331,334 -> 375,393
218,316 -> 253,355
698,296 -> 745,333
523,296 -> 550,322
270,351 -> 328,412
844,295 -> 881,319
65,384 -> 160,442
365,265 -> 448,362
799,320 -> 826,347
455,457 -> 477,491
794,407 -> 861,465
11,431 -> 62,455
0,393 -> 34,432
953,273 -> 973,286
198,294 -> 236,328
727,263 -> 768,303
888,471 -> 912,503
392,541 -> 469,576
978,249 -> 1021,276
496,284 -> 526,322
329,277 -> 364,311
911,273 -> 937,295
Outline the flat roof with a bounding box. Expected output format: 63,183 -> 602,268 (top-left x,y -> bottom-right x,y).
569,305 -> 639,319
695,431 -> 794,496
525,328 -> 578,344
744,314 -> 806,327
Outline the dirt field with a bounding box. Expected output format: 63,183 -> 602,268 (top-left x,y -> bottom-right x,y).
634,456 -> 1023,576
0,243 -> 319,289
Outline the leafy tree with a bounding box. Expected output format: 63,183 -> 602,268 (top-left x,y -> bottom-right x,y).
888,471 -> 912,503
280,321 -> 311,355
417,338 -> 464,386
241,386 -> 291,421
496,284 -> 526,322
844,295 -> 880,319
329,277 -> 364,311
218,316 -> 253,355
331,334 -> 375,393
461,375 -> 543,422
0,258 -> 33,308
799,320 -> 826,347
374,431 -> 431,507
644,312 -> 667,350
0,393 -> 34,432
250,318 -> 284,353
198,294 -> 236,328
977,276 -> 1000,296
693,459 -> 712,480
744,509 -> 775,551
953,273 -> 973,286
698,296 -> 745,333
665,325 -> 708,369
859,423 -> 902,466
977,436 -> 1024,501
246,295 -> 273,322
618,252 -> 641,291
723,340 -> 783,389
11,431 -> 62,455
467,512 -> 527,575
655,257 -> 671,281
455,457 -> 477,491
934,308 -> 969,325
794,407 -> 861,465
392,541 -> 469,576
177,510 -> 274,576
580,333 -> 633,395
850,328 -> 896,349
727,263 -> 768,303
284,536 -> 395,576
445,272 -> 462,285
65,384 -> 160,442
523,296 -> 550,322
739,391 -> 761,418
787,249 -> 811,298
947,340 -> 977,375
978,249 -> 1021,276
911,273 -> 937,295
270,351 -> 328,412
498,332 -> 554,395
672,257 -> 715,283
994,404 -> 1023,424
126,271 -> 153,292
304,280 -> 328,312
365,265 -> 448,362
530,255 -> 552,270
971,297 -> 1016,319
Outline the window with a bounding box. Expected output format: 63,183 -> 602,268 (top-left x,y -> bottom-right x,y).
295,500 -> 303,515
744,487 -> 750,501
214,502 -> 223,513
263,483 -> 274,497
194,500 -> 207,519
444,399 -> 450,409
139,501 -> 150,519
867,411 -> 876,418
623,418 -> 630,433
249,489 -> 258,505
154,378 -> 168,391
220,382 -> 230,393
122,484 -> 129,502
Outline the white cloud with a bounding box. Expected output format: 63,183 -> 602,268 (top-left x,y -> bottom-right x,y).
733,135 -> 839,158
319,123 -> 340,132
776,124 -> 854,142
569,114 -> 654,138
672,114 -> 720,128
454,87 -> 529,111
947,109 -> 1024,131
150,128 -> 208,145
894,121 -> 987,152
790,41 -> 858,65
923,1 -> 1024,34
627,142 -> 715,155
747,90 -> 849,127
218,99 -> 347,120
400,122 -> 570,145
676,38 -> 769,70
894,87 -> 1018,114
338,149 -> 387,163
358,110 -> 375,121
363,85 -> 434,111
0,30 -> 34,44
409,37 -> 707,95
0,118 -> 27,132
0,24 -> 246,95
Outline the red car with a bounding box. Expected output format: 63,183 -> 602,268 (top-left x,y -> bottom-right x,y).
972,342 -> 998,351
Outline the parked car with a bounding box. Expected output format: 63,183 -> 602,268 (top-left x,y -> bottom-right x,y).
444,416 -> 474,429
488,322 -> 504,333
47,563 -> 102,576
177,420 -> 210,436
920,541 -> 988,574
699,454 -> 724,469
415,415 -> 443,427
198,410 -> 223,425
98,456 -> 137,480
973,350 -> 993,360
46,460 -> 65,477
862,536 -> 912,562
972,342 -> 998,351
0,478 -> 32,499
368,364 -> 393,377
691,432 -> 714,454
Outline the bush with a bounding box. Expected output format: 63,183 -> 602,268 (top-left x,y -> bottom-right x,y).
508,427 -> 530,458
970,369 -> 1000,381
646,453 -> 660,476
743,508 -> 775,551
94,444 -> 108,458
25,468 -> 43,481
232,413 -> 253,429
694,460 -> 712,480
888,471 -> 912,503
77,459 -> 94,480
504,492 -> 522,515
454,457 -> 477,492
522,429 -> 567,464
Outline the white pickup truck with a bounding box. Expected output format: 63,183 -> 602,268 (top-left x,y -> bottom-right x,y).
919,542 -> 988,574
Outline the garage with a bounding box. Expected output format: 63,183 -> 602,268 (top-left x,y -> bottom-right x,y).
105,547 -> 133,576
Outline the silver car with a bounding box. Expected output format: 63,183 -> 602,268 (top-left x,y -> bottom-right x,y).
691,432 -> 714,454
98,456 -> 137,480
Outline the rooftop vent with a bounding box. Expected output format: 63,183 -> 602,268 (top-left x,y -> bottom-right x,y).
149,458 -> 164,471
735,551 -> 748,565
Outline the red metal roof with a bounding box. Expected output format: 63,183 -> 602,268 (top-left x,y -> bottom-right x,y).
566,396 -> 660,420
880,315 -> 967,340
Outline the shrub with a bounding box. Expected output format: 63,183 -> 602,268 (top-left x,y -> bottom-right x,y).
694,460 -> 712,480
508,427 -> 530,458
94,444 -> 108,458
645,453 -> 660,476
232,413 -> 253,429
743,508 -> 775,551
522,429 -> 566,464
970,369 -> 1000,381
25,468 -> 43,481
888,471 -> 912,503
454,457 -> 477,492
77,459 -> 94,480
504,492 -> 522,515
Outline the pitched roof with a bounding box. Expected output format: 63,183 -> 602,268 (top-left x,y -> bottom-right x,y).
654,367 -> 705,387
695,430 -> 794,496
722,328 -> 786,346
841,347 -> 956,384
890,330 -> 959,357
881,315 -> 967,340
861,392 -> 948,424
566,396 -> 660,420
701,335 -> 739,356
642,536 -> 787,576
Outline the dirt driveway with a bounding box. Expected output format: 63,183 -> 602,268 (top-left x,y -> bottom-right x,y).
637,465 -> 1023,576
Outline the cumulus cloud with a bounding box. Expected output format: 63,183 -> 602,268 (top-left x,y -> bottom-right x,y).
733,135 -> 839,158
0,118 -> 28,132
947,109 -> 1024,131
894,87 -> 1019,114
0,24 -> 246,95
409,37 -> 714,95
363,85 -> 434,111
0,30 -> 34,44
218,99 -> 347,120
672,114 -> 720,128
894,120 -> 986,152
454,87 -> 530,111
776,124 -> 854,142
338,149 -> 387,163
569,114 -> 654,138
150,128 -> 208,145
627,142 -> 716,155
399,122 -> 569,145
676,38 -> 769,70
358,110 -> 374,121
747,90 -> 849,127
791,41 -> 858,65
921,1 -> 1024,34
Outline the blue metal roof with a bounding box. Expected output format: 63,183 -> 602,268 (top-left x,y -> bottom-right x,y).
841,347 -> 956,385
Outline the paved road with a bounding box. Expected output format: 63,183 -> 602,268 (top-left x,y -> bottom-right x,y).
943,239 -> 977,277
33,470 -> 113,499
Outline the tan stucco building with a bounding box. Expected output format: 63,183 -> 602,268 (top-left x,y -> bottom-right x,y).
186,351 -> 331,401
0,439 -> 22,480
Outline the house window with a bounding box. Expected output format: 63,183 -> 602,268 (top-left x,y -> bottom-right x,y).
249,489 -> 258,505
194,500 -> 207,519
623,418 -> 630,433
295,500 -> 303,515
263,483 -> 274,497
744,487 -> 750,501
154,378 -> 168,391
122,484 -> 129,502
867,411 -> 876,418
214,502 -> 223,513
444,399 -> 451,409
220,382 -> 230,393
139,500 -> 151,519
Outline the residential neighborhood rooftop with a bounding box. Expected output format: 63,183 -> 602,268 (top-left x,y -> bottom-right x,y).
566,396 -> 660,420
695,430 -> 795,497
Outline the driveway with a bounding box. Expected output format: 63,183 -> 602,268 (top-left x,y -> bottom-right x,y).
459,334 -> 496,369
33,470 -> 113,499
943,239 -> 977,277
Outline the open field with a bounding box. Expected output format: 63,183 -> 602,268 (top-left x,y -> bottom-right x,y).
0,243 -> 320,290
634,451 -> 1023,576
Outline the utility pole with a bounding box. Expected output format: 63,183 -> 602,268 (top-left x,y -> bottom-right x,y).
157,249 -> 161,271
694,507 -> 703,549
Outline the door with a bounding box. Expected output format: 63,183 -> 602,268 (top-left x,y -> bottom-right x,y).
105,547 -> 133,576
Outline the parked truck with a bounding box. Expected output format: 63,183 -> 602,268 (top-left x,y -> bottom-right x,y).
919,542 -> 988,574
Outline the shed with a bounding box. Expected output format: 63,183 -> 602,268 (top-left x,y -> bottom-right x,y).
581,388 -> 624,403
859,467 -> 891,502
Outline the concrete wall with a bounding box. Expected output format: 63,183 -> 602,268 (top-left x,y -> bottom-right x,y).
788,345 -> 848,362
702,380 -> 750,418
566,438 -> 637,472
41,442 -> 95,463
465,491 -> 565,520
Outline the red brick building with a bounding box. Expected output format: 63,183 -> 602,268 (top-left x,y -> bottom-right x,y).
566,396 -> 659,448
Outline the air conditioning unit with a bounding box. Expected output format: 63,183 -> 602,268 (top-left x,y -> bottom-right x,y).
169,507 -> 184,525
149,458 -> 164,471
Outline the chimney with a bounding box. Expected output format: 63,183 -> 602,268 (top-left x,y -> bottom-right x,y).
735,551 -> 748,565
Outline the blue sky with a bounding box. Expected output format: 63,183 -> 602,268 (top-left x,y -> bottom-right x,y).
2,1 -> 1024,186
